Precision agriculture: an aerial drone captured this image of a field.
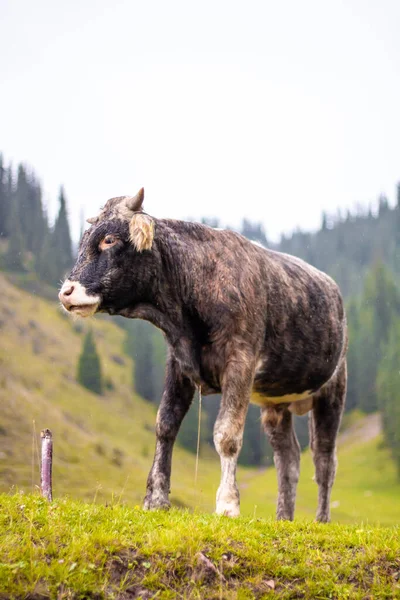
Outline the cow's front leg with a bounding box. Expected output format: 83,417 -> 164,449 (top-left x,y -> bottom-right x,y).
143,357 -> 195,510
214,355 -> 253,517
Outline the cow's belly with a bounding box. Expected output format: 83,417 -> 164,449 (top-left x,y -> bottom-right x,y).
252,342 -> 338,404
251,389 -> 312,406
251,389 -> 314,416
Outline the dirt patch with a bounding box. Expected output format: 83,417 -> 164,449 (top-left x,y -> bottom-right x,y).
114,587 -> 155,599
105,548 -> 282,599
338,413 -> 382,447
106,549 -> 164,599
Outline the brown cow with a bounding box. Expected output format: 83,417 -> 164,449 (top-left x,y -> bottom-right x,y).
59,189 -> 347,521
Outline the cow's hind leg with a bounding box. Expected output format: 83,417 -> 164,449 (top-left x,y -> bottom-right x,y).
214,353 -> 254,517
262,407 -> 300,520
143,356 -> 195,510
309,359 -> 347,522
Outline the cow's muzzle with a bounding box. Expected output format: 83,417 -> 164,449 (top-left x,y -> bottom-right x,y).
59,280 -> 100,317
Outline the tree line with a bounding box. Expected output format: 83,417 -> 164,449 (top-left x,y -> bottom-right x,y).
0,155 -> 73,285
1,151 -> 399,475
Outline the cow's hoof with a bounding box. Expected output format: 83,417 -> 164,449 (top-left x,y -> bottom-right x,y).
215,501 -> 240,517
276,513 -> 294,521
316,514 -> 330,523
216,484 -> 240,517
143,494 -> 171,511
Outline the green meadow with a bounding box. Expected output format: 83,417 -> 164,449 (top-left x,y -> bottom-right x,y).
1,494 -> 399,599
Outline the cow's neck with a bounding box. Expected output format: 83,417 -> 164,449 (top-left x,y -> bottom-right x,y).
120,220 -> 217,383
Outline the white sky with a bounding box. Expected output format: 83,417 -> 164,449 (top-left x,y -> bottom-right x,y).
1,0 -> 400,241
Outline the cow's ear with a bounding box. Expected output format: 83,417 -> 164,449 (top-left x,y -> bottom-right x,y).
129,213 -> 154,252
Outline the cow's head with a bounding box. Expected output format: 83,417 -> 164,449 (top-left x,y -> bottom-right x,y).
59,188 -> 155,317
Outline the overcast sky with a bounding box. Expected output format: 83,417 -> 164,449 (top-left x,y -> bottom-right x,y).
1,0 -> 400,241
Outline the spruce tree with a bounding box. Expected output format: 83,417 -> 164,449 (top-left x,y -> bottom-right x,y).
77,329 -> 103,395
132,320 -> 156,402
377,323 -> 400,478
346,300 -> 361,411
378,194 -> 389,216
395,183 -> 400,249
15,165 -> 30,243
0,158 -> 51,272
0,155 -> 9,237
53,186 -> 73,276
4,189 -> 25,271
37,231 -> 58,284
353,262 -> 400,413
123,319 -> 167,403
29,178 -> 48,258
239,404 -> 268,465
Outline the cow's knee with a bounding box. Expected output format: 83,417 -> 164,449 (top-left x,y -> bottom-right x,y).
214,427 -> 242,459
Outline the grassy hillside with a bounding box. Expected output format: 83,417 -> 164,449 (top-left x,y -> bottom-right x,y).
0,272 -> 223,511
242,414 -> 400,526
1,273 -> 400,525
1,494 -> 399,599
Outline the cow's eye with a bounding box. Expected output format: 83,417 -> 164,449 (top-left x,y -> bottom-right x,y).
99,235 -> 118,250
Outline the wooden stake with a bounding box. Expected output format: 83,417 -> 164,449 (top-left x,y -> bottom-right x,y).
40,429 -> 53,501
195,387 -> 202,485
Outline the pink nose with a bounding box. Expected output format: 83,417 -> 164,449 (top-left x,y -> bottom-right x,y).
62,284 -> 74,296
59,283 -> 75,306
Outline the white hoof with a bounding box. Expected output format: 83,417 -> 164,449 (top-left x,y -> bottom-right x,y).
216,500 -> 240,517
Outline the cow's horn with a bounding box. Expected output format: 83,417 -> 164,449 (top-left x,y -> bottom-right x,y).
86,217 -> 97,225
125,188 -> 145,212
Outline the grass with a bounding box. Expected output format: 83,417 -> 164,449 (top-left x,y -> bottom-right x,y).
0,493 -> 399,599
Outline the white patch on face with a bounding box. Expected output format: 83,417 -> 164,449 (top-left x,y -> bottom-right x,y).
58,280 -> 101,318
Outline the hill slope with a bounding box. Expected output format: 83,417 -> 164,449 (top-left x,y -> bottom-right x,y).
1,494 -> 399,599
242,414 -> 400,525
0,273 -> 400,524
0,272 -> 222,511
